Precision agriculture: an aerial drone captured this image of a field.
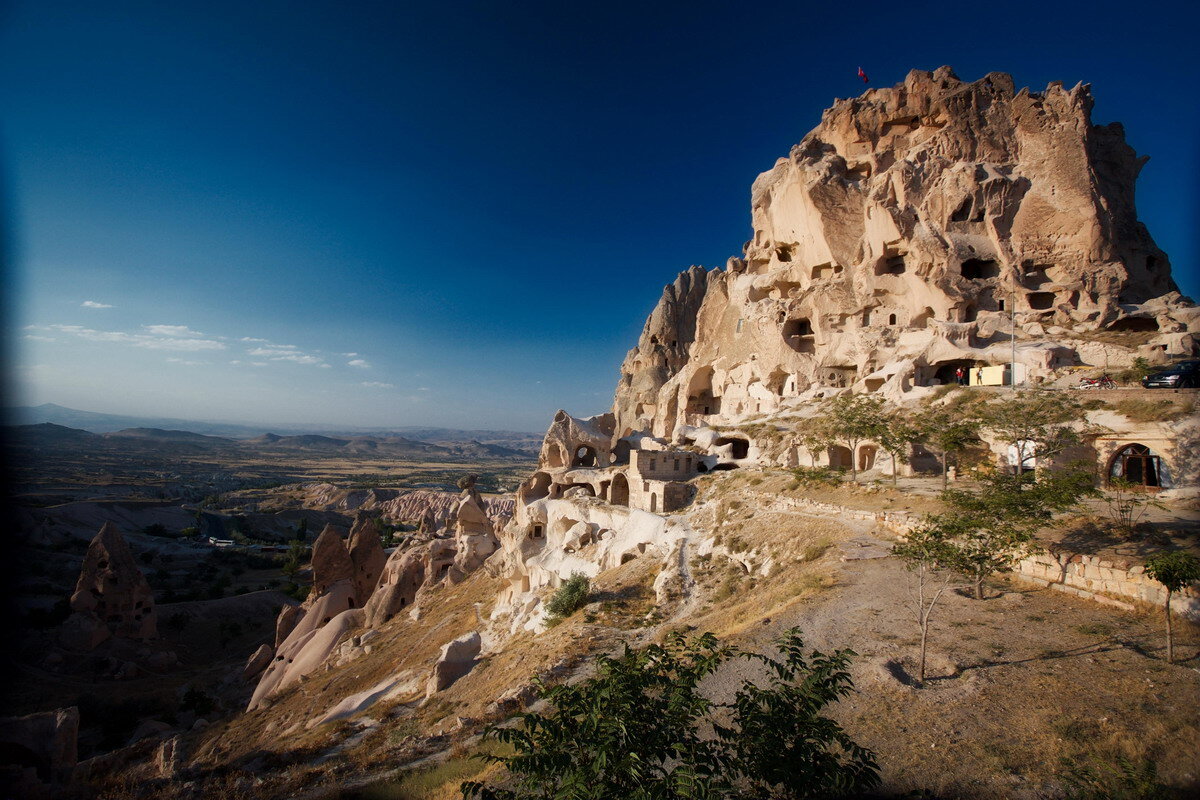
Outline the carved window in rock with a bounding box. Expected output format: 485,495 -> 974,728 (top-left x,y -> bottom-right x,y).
736,318 -> 744,333
572,445 -> 598,468
715,436 -> 750,459
1109,444 -> 1163,489
961,258 -> 1000,280
888,313 -> 898,326
875,252 -> 907,276
531,525 -> 544,539
811,263 -> 842,281
1107,316 -> 1160,332
1027,292 -> 1055,311
776,245 -> 793,262
782,318 -> 815,353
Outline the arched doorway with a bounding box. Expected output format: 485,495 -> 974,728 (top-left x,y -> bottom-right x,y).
610,473 -> 630,506
858,445 -> 877,472
649,493 -> 658,513
827,445 -> 852,469
572,445 -> 598,467
1109,444 -> 1163,488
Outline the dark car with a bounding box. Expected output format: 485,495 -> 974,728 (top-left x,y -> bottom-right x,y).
1142,360 -> 1200,389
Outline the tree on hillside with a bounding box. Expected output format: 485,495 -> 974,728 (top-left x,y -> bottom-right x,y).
1144,551 -> 1200,664
919,407 -> 982,489
823,394 -> 886,481
975,391 -> 1085,473
794,416 -> 835,468
927,468 -> 1096,600
892,525 -> 957,682
875,411 -> 922,486
462,629 -> 879,799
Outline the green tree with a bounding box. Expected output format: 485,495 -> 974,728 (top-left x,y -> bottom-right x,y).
281,539 -> 308,581
794,416 -> 835,469
462,629 -> 879,800
975,391 -> 1085,473
875,412 -> 922,486
919,408 -> 982,489
823,394 -> 886,481
1143,551 -> 1200,664
929,468 -> 1095,599
297,517 -> 309,539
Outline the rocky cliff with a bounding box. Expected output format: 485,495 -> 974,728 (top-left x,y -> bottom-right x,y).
613,67 -> 1197,440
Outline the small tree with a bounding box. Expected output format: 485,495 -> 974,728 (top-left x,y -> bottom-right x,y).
976,391 -> 1085,472
876,412 -> 922,486
893,525 -> 956,682
919,408 -> 982,489
463,629 -> 879,799
1143,551 -> 1200,664
1103,478 -> 1166,538
823,394 -> 886,481
794,416 -> 835,468
934,468 -> 1095,599
281,539 -> 308,581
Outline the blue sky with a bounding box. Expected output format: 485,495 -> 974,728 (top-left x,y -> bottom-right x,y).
2,0 -> 1196,431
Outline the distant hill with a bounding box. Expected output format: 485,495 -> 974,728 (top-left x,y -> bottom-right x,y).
6,403 -> 540,455
105,428 -> 235,446
6,422 -> 101,445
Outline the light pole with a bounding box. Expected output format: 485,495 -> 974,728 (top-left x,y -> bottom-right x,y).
1010,283 -> 1017,390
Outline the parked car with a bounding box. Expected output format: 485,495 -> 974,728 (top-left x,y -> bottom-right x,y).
1142,360 -> 1200,389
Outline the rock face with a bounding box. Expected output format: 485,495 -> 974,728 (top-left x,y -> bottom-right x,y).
309,524 -> 355,598
425,631 -> 481,697
347,514 -> 387,602
60,522 -> 156,650
0,706 -> 79,794
612,68 -> 1197,440
363,545 -> 427,628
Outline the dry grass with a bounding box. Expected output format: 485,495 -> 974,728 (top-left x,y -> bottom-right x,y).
1111,396 -> 1195,423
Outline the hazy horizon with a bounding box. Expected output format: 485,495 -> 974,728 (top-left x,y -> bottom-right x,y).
5,0 -> 1197,431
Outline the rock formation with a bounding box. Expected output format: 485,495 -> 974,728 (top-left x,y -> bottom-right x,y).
0,706 -> 79,796
425,631 -> 481,697
59,522 -> 156,650
484,68 -> 1199,630
347,513 -> 386,602
612,68 -> 1197,441
308,524 -> 355,600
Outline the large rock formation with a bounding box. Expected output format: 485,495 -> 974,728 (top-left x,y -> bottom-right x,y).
59,522 -> 156,650
0,707 -> 79,797
612,68 -> 1197,440
347,514 -> 387,603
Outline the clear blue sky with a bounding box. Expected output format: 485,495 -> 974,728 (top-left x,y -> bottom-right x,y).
3,0 -> 1196,431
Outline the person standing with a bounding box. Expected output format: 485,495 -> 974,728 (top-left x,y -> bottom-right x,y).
955,366 -> 965,386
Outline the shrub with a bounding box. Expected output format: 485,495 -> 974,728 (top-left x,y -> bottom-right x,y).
543,573 -> 589,625
462,629 -> 879,799
790,466 -> 841,486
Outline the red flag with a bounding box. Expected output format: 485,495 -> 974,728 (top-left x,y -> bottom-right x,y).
857,66 -> 869,83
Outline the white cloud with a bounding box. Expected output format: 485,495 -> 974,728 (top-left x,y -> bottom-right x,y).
361,381 -> 394,389
247,346 -> 326,366
347,358 -> 371,369
166,357 -> 208,366
418,386 -> 430,391
143,324 -> 207,338
342,352 -> 359,357
81,300 -> 113,309
320,363 -> 333,369
23,334 -> 57,342
240,336 -> 270,343
49,324 -> 226,352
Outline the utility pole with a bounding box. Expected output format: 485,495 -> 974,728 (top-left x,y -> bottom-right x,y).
1010,284 -> 1017,390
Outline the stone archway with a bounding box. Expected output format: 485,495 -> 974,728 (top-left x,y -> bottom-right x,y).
827,445 -> 852,469
610,473 -> 630,507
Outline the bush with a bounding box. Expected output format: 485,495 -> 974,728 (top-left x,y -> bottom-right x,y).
790,466 -> 841,486
463,629 -> 879,799
543,573 -> 590,625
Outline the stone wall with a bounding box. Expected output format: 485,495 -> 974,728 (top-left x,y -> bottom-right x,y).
1013,550 -> 1200,620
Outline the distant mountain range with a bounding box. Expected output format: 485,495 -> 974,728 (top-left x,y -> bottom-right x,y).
6,403 -> 542,453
